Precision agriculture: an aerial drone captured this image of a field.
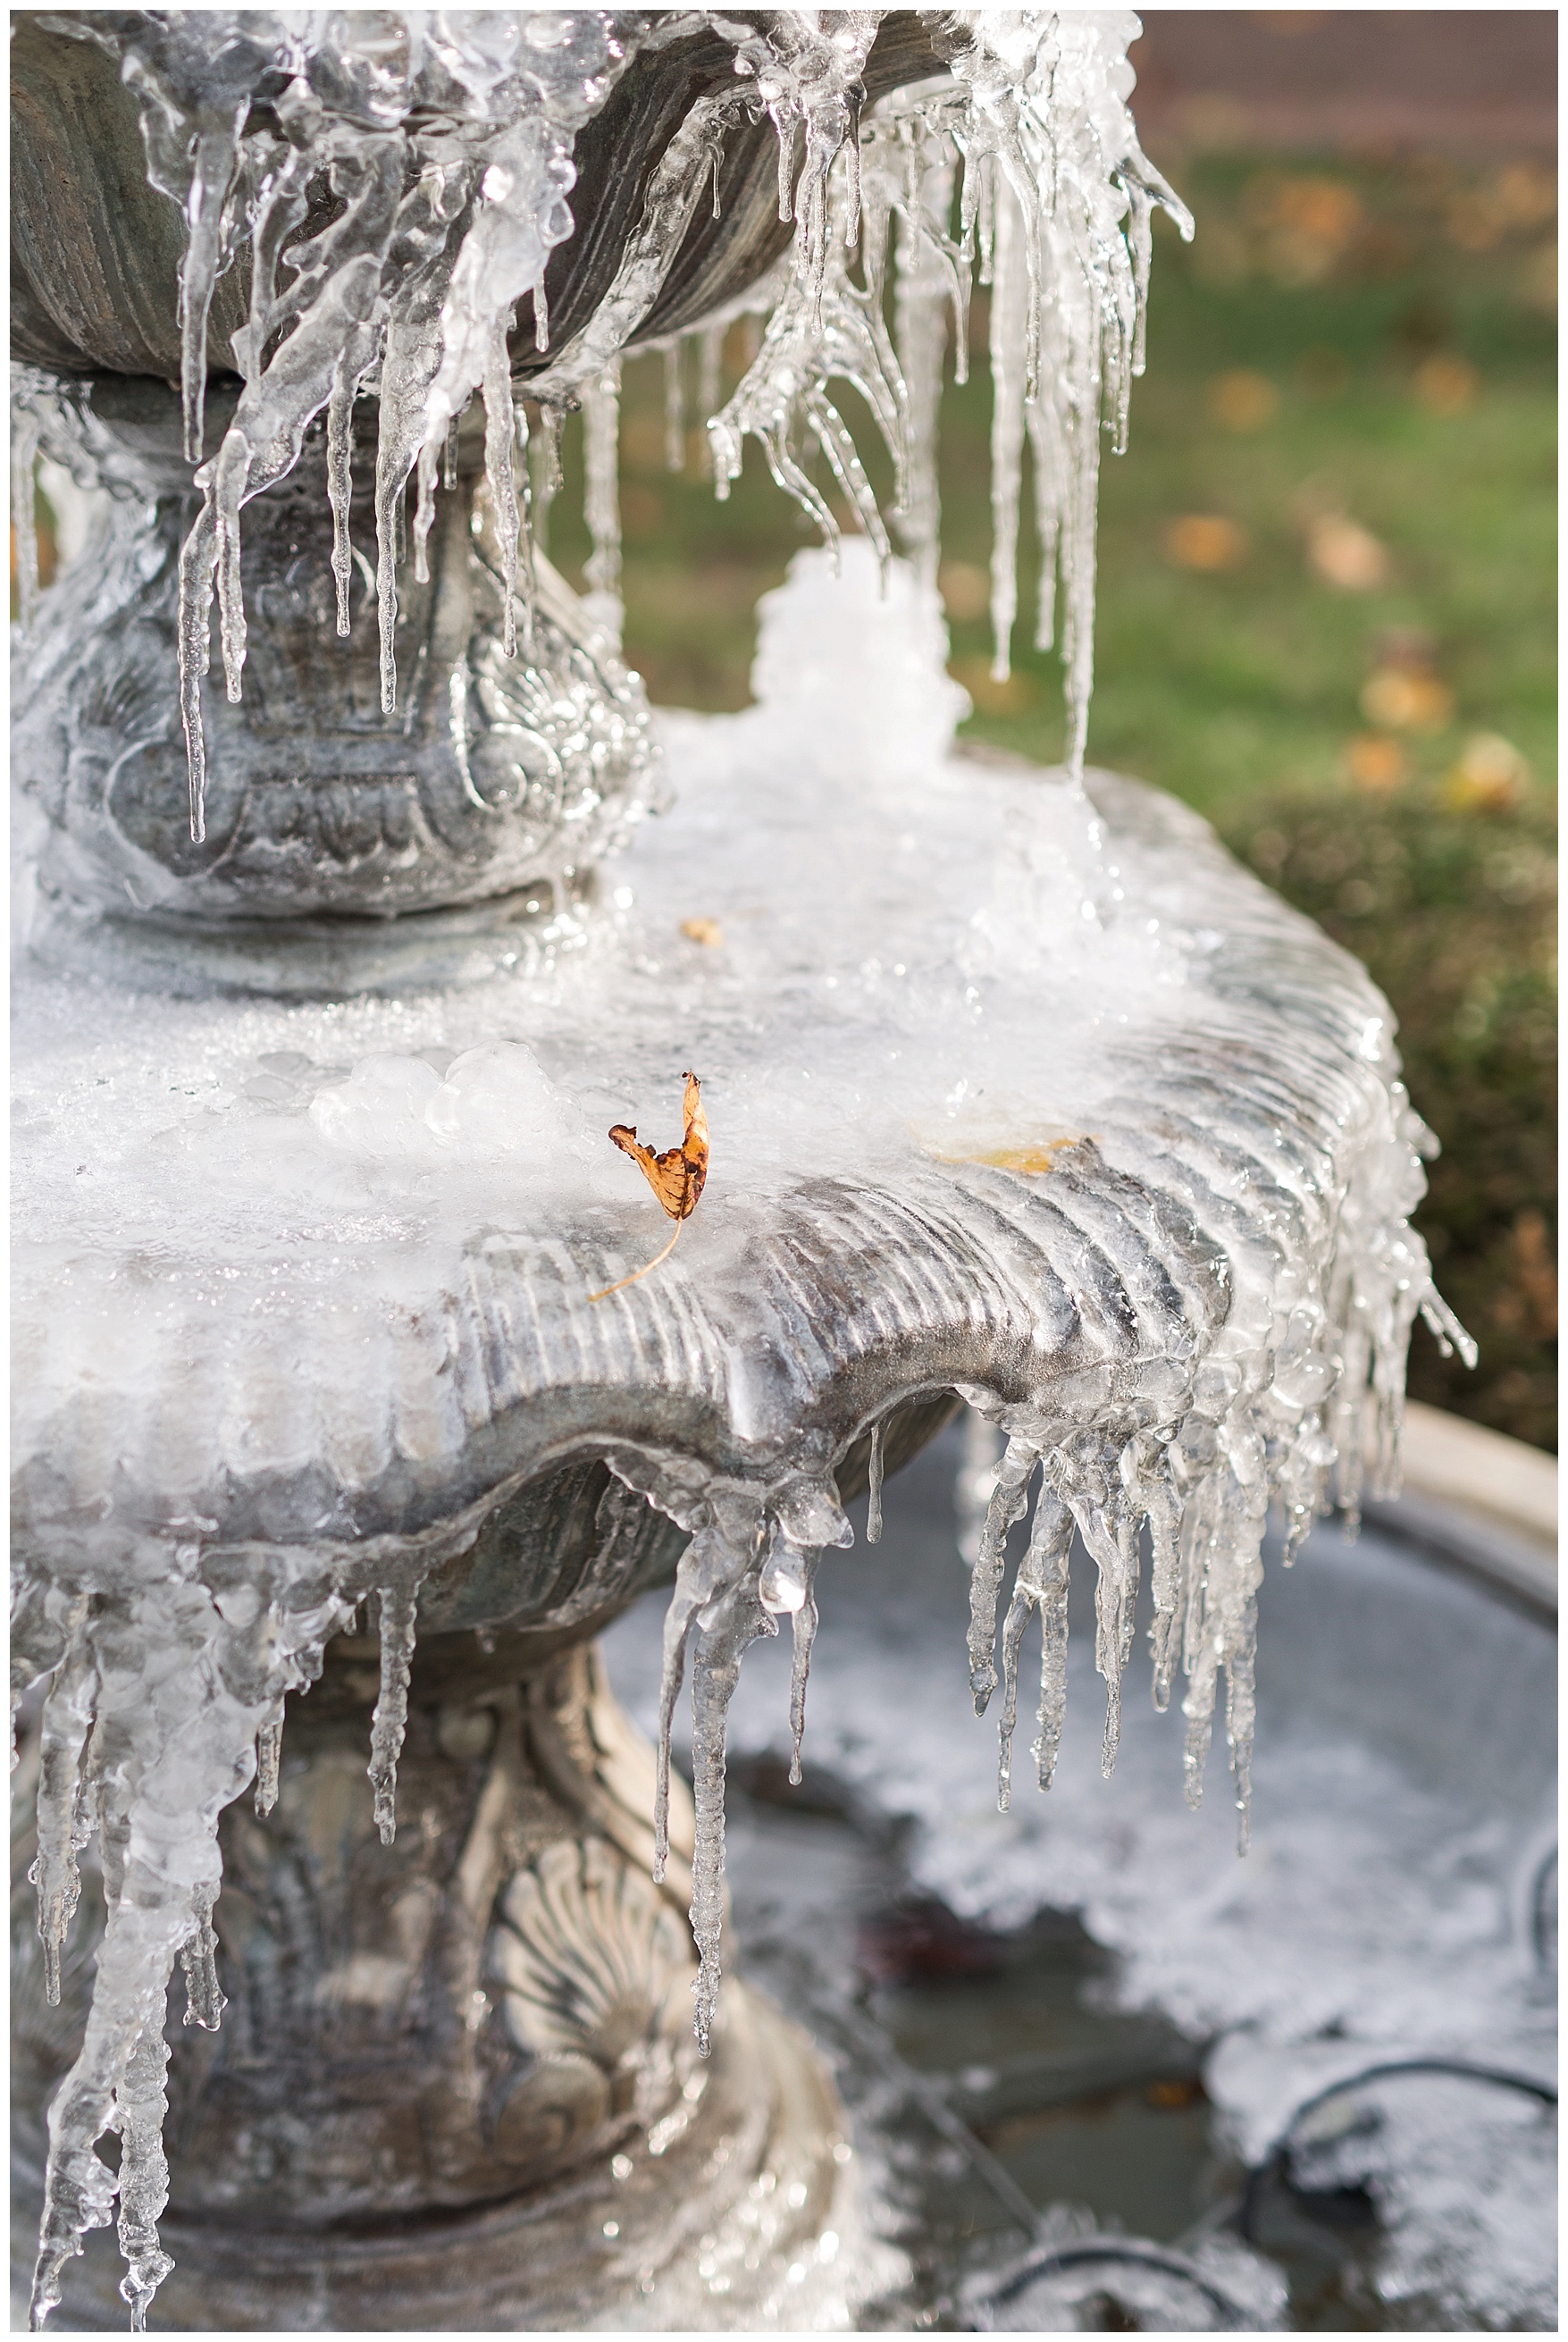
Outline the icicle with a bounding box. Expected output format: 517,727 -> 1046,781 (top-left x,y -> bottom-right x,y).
1145,1444 -> 1185,1712
1064,1469 -> 1142,1778
687,1569 -> 772,2056
12,399 -> 42,634
760,1542 -> 818,1785
891,159 -> 955,583
1180,1500 -> 1219,1812
698,322 -> 724,426
651,1515 -> 762,1885
175,500 -> 218,840
956,1406 -> 1004,1569
442,412 -> 460,491
1031,1492 -> 1075,1792
29,1599 -> 97,2005
652,1591 -> 689,1887
528,91 -> 734,424
412,437 -> 440,587
175,110 -> 247,463
514,399 -> 536,646
368,1582 -> 419,1846
582,358 -> 623,641
531,403 -> 563,557
113,2019 -> 174,2334
326,361 -> 356,637
482,323 -> 524,656
373,417 -> 415,717
29,1921 -> 185,2332
178,1883 -> 226,2032
787,1591 -> 818,1786
532,268 -> 549,354
988,178 -> 1027,684
212,436 -> 252,704
996,1485 -> 1073,1809
866,1420 -> 885,1545
1026,382 -> 1062,655
664,342 -> 684,473
967,1438 -> 1039,1715
254,1705 -> 283,1817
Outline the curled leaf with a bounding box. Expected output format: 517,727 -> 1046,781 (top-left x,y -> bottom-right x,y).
590,1071 -> 709,1301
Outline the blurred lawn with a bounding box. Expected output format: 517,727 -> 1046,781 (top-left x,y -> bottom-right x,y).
546,147 -> 1557,1450
18,149 -> 1555,1448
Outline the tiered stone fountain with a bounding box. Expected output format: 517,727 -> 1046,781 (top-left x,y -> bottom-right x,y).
11,12 -> 1466,2331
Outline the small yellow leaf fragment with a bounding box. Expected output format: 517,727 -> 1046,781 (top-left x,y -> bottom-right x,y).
975,1142 -> 1085,1175
923,1131 -> 1092,1176
680,917 -> 725,949
589,1072 -> 709,1302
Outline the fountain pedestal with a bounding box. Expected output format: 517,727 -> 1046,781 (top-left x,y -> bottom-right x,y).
12,376 -> 661,999
13,1638 -> 852,2332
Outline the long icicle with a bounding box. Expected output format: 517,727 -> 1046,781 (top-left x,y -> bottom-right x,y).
12,400 -> 42,634
582,357 -> 624,641
687,1571 -> 771,2056
482,319 -> 524,657
113,2015 -> 175,2334
178,1882 -> 226,2032
866,1419 -> 885,1545
996,1483 -> 1074,1808
967,1438 -> 1040,1714
254,1705 -> 284,1817
29,1598 -> 97,2004
326,358 -> 357,636
368,1582 -> 420,1846
988,176 -> 1027,684
759,1541 -> 819,1784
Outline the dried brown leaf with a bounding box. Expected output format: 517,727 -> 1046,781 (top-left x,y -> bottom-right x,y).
590,1072 -> 709,1302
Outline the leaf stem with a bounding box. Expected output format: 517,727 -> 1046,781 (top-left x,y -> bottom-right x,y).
588,1218 -> 683,1303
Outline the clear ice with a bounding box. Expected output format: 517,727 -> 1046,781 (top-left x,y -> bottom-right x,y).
10,11 -> 1469,2330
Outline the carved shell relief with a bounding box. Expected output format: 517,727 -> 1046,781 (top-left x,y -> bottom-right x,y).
488,1834 -> 699,2162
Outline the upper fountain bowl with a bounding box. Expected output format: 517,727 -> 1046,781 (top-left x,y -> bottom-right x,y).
10,10 -> 946,990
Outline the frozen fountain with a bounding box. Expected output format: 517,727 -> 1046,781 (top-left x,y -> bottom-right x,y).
11,10 -> 1478,2333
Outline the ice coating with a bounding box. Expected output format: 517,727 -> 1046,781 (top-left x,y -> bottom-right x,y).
13,545 -> 1466,2321
11,12 -> 1465,2323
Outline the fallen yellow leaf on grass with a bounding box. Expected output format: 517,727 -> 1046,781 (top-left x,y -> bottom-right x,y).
1343,734 -> 1409,793
1207,369 -> 1279,433
1307,514 -> 1390,592
1163,515 -> 1250,573
590,1071 -> 709,1302
1360,667 -> 1454,732
1442,733 -> 1530,813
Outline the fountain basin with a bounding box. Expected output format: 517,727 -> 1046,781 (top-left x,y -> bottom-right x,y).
600,1411 -> 1555,2331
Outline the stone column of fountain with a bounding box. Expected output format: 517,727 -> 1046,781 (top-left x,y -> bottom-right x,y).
12,12 -> 1469,2335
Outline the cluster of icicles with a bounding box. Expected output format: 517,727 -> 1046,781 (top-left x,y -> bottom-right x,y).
17,6 -> 1189,844
20,1183 -> 1470,2338
10,8 -> 1218,2329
